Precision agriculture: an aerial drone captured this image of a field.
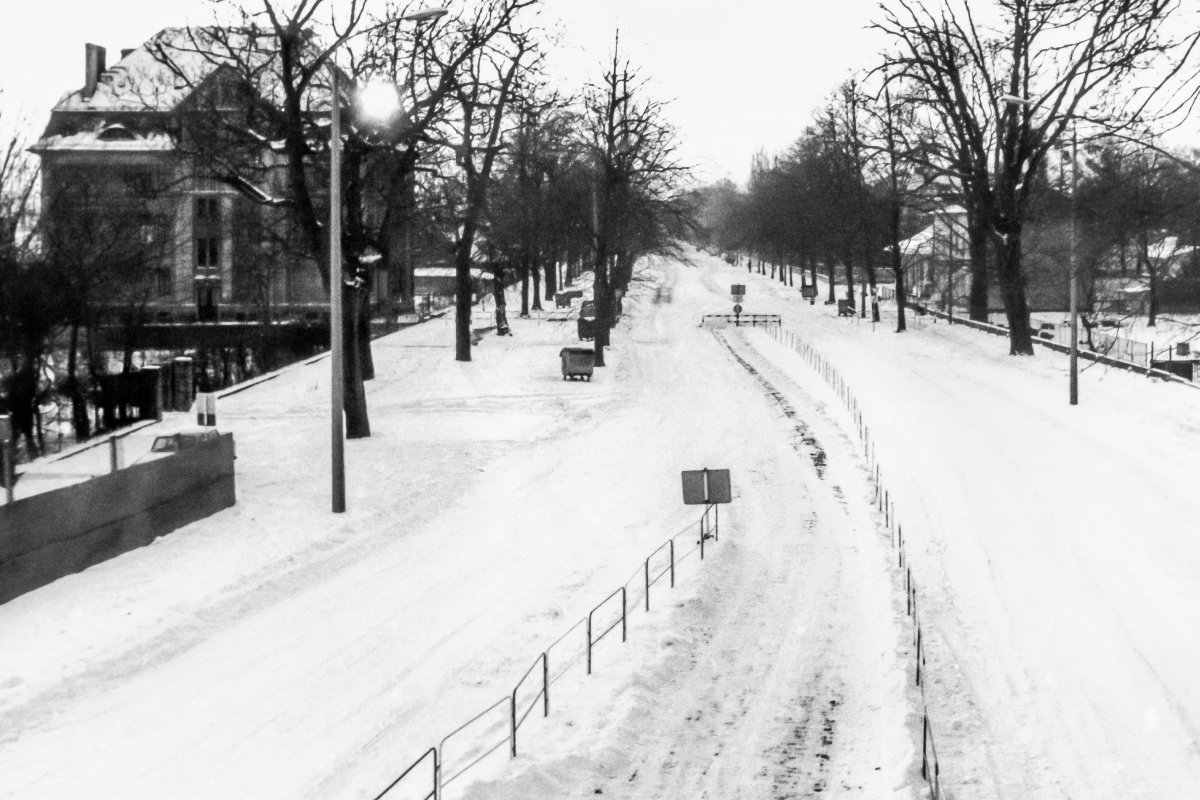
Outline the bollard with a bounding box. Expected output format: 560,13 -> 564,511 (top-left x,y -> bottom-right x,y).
108,436 -> 124,473
196,392 -> 217,427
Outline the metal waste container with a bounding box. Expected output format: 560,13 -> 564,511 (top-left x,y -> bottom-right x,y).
559,347 -> 595,381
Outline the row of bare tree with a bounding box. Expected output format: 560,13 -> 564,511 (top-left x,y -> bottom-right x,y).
0,0 -> 693,455
695,0 -> 1200,354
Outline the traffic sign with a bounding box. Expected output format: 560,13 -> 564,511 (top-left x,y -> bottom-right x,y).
681,468 -> 732,505
733,303 -> 743,315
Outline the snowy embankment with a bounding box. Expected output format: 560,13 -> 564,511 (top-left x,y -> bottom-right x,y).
0,256 -> 919,799
740,263 -> 1200,800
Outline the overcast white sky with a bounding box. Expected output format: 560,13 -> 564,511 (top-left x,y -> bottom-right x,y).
0,0 -> 883,185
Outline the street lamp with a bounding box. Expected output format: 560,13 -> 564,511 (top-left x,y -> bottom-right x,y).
329,6 -> 448,514
1000,93 -> 1079,405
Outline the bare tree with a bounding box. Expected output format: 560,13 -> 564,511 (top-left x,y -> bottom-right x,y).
877,0 -> 1200,354
583,33 -> 690,367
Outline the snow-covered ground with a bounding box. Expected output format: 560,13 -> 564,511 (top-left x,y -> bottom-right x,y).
6,247 -> 1200,800
0,255 -> 917,799
742,263 -> 1200,799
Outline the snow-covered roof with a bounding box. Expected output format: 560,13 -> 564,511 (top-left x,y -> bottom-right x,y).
36,27 -> 338,159
33,129 -> 175,153
894,224 -> 936,257
51,28 -> 328,114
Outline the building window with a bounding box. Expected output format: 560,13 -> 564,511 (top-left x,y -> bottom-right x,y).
196,236 -> 220,268
195,196 -> 220,222
155,268 -> 172,297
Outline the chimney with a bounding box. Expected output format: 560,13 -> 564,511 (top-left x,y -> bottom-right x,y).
84,43 -> 106,99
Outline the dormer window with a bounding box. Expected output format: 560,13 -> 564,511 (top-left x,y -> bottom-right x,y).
97,124 -> 135,141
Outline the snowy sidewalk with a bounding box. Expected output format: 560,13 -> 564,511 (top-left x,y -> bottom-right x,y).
0,258 -> 919,799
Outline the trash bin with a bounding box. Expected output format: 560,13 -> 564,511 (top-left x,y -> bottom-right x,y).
559,347 -> 595,381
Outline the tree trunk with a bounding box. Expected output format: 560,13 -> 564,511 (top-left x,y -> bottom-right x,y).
889,203 -> 907,333
66,322 -> 91,441
1141,232 -> 1159,326
594,246 -> 610,367
532,257 -> 543,311
968,215 -> 990,322
544,257 -> 557,301
520,257 -> 530,317
997,233 -> 1035,355
357,287 -> 374,382
493,262 -> 511,335
455,220 -> 476,363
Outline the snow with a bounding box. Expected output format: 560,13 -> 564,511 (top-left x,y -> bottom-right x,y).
5,249 -> 1200,799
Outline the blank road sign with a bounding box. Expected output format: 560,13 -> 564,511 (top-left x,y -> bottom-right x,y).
705,469 -> 731,503
681,468 -> 732,505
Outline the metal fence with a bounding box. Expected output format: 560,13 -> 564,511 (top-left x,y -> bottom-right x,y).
371,504 -> 723,800
772,324 -> 947,800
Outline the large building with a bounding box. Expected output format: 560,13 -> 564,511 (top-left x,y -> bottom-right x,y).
32,29 -> 366,324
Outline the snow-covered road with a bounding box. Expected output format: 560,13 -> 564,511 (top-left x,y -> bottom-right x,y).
9,246 -> 1196,800
0,253 -> 916,798
739,263 -> 1200,800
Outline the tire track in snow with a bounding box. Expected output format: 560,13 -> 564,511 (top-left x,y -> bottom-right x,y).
714,331 -> 829,480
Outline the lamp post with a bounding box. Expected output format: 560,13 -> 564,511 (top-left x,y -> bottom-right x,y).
1000,93 -> 1079,405
1068,124 -> 1079,406
329,6 -> 448,514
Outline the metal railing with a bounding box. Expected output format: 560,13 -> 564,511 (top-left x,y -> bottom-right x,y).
643,539 -> 675,612
511,653 -> 549,757
586,587 -> 627,675
699,314 -> 782,329
372,747 -> 438,800
772,323 -> 947,800
366,507 -> 722,799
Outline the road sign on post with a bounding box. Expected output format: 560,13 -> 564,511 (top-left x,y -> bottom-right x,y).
681,468 -> 732,505
731,284 -> 745,303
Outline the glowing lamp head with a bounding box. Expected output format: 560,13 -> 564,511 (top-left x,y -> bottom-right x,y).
357,81 -> 402,123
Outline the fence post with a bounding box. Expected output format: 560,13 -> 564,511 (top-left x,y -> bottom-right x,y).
669,539 -> 675,587
586,614 -> 593,675
543,652 -> 549,718
510,693 -> 517,758
906,569 -> 912,615
916,627 -> 923,686
645,558 -> 651,612
621,587 -> 627,643
714,504 -> 719,541
922,715 -> 929,780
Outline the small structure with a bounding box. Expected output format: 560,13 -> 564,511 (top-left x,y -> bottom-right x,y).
559,347 -> 595,381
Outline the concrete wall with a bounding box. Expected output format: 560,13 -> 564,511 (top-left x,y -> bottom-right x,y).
0,434 -> 236,604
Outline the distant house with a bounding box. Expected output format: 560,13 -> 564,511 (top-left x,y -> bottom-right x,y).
898,208 -> 1101,314
898,205 -> 971,307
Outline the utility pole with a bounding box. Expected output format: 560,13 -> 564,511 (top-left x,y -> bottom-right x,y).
1069,124 -> 1079,406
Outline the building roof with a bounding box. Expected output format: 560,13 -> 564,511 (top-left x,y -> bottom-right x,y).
35,26 -> 332,154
